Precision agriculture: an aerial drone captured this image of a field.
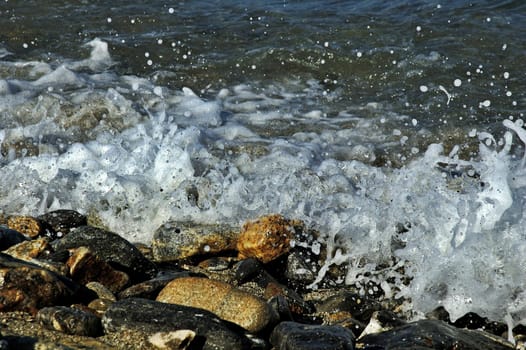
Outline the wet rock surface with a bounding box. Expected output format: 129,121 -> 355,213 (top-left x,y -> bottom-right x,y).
0,212 -> 521,349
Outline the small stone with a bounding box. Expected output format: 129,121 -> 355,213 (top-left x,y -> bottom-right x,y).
358,310 -> 406,338
0,253 -> 80,314
85,281 -> 117,301
67,246 -> 130,293
3,237 -> 52,260
88,298 -> 114,314
237,214 -> 301,263
316,291 -> 382,324
157,276 -> 276,333
152,221 -> 239,262
270,321 -> 355,350
7,215 -> 52,239
37,306 -> 102,337
38,210 -> 87,237
148,329 -> 196,349
357,319 -> 514,350
102,298 -> 251,350
0,227 -> 28,251
51,225 -> 157,282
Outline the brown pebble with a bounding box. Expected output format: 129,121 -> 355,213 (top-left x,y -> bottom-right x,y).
157,276 -> 275,333
237,214 -> 301,263
7,215 -> 45,238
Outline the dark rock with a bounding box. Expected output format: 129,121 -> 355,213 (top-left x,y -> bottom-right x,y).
234,258 -> 263,283
37,306 -> 102,337
67,246 -> 130,293
151,221 -> 239,262
0,253 -> 80,314
358,310 -> 407,338
198,256 -> 234,271
51,226 -> 157,282
285,248 -> 319,290
357,319 -> 514,350
270,321 -> 355,350
316,291 -> 382,324
38,210 -> 87,238
0,226 -> 28,251
102,298 -> 252,350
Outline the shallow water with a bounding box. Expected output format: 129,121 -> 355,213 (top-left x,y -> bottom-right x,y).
1,0 -> 526,327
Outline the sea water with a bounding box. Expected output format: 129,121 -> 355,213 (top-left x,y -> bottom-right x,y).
1,0 -> 526,329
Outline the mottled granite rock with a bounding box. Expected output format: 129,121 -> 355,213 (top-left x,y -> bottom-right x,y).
152,221 -> 239,262
270,321 -> 355,350
237,214 -> 301,263
51,226 -> 157,282
102,298 -> 252,350
157,276 -> 276,333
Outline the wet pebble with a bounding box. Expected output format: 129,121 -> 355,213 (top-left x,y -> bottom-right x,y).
152,220 -> 239,262
38,210 -> 87,237
51,225 -> 157,282
7,215 -> 53,239
270,321 -> 355,350
156,276 -> 276,333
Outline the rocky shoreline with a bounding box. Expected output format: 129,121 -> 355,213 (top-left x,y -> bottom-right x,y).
0,210 -> 521,349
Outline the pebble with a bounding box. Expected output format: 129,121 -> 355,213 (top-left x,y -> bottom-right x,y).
152,220 -> 239,262
270,321 -> 355,350
51,225 -> 157,282
67,246 -> 130,293
237,214 -> 300,263
37,306 -> 102,337
38,210 -> 87,237
102,297 -> 252,350
156,276 -> 276,333
0,253 -> 80,314
7,215 -> 52,239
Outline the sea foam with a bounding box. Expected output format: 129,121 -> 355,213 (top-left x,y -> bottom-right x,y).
2,39 -> 526,328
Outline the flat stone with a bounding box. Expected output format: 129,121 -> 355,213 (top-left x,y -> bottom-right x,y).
51,226 -> 157,282
270,321 -> 355,350
237,214 -> 301,263
102,298 -> 251,350
357,319 -> 514,350
0,227 -> 28,251
0,253 -> 80,314
38,210 -> 87,238
67,247 -> 130,293
85,281 -> 116,301
3,237 -> 52,260
151,221 -> 239,262
157,276 -> 276,333
117,272 -> 198,300
37,306 -> 102,337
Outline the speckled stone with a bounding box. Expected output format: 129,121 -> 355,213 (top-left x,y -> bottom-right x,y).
7,215 -> 51,239
38,210 -> 87,237
151,221 -> 239,262
237,214 -> 301,263
3,237 -> 52,260
156,276 -> 276,333
37,306 -> 102,337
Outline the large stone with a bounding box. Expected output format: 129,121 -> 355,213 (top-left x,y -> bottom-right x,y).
357,319 -> 514,350
37,306 -> 102,337
102,298 -> 251,350
270,321 -> 355,350
51,226 -> 157,282
237,214 -> 301,263
152,221 -> 239,262
0,227 -> 28,251
157,276 -> 276,333
0,253 -> 80,314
